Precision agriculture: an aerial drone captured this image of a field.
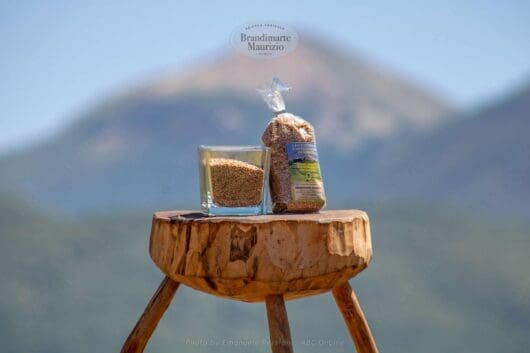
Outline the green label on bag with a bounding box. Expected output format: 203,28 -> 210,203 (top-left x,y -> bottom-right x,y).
286,142 -> 325,201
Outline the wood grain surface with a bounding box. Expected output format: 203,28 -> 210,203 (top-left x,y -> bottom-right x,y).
120,276 -> 179,353
332,282 -> 379,353
265,295 -> 293,353
149,210 -> 372,302
150,210 -> 372,302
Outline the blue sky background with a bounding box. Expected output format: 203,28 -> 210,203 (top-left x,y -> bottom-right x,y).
1,0 -> 529,152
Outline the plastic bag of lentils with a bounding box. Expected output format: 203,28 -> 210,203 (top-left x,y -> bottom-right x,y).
259,77 -> 326,213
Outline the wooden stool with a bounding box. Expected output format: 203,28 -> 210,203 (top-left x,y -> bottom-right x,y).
121,210 -> 379,353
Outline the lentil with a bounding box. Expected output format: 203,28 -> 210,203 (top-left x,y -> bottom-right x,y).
209,158 -> 264,207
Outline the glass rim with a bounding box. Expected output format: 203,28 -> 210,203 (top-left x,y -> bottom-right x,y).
198,145 -> 269,152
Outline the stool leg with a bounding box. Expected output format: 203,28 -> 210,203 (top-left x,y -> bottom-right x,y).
120,276 -> 180,353
265,294 -> 294,353
332,282 -> 379,353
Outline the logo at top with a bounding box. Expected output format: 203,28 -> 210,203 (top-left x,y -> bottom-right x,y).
230,22 -> 299,59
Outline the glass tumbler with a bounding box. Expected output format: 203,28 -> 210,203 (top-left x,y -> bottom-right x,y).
198,145 -> 270,216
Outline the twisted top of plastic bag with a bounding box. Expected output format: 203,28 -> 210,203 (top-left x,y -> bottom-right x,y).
257,77 -> 291,113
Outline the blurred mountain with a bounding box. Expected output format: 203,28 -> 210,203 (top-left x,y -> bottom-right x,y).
0,36 -> 452,214
354,82 -> 530,217
140,36 -> 452,148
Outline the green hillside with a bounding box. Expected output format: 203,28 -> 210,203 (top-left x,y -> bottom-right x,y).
1,198 -> 528,353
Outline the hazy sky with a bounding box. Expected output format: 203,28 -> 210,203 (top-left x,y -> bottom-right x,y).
1,0 -> 529,152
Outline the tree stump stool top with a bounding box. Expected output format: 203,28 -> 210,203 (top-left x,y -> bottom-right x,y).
123,210 -> 379,353
149,210 -> 372,302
